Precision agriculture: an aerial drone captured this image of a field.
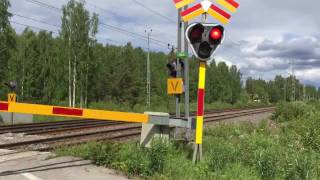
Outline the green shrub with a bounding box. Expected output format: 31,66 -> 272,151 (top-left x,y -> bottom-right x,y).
273,101 -> 315,122
254,148 -> 278,179
91,143 -> 120,166
149,139 -> 169,173
115,143 -> 151,177
206,141 -> 239,171
282,151 -> 315,180
55,142 -> 121,166
217,163 -> 260,180
238,133 -> 280,168
287,112 -> 320,152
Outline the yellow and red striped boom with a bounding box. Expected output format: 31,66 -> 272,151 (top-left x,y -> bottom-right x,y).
0,101 -> 148,123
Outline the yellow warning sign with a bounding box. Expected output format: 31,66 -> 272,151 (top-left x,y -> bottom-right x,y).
8,93 -> 16,103
167,78 -> 184,95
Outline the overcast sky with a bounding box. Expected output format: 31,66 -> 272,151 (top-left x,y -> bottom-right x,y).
9,0 -> 320,87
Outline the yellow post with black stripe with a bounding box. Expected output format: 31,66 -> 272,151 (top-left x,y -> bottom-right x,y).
193,61 -> 206,163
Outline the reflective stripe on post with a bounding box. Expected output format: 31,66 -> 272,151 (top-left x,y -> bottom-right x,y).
195,62 -> 206,144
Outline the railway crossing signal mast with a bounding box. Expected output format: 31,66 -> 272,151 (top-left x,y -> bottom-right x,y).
171,0 -> 240,163
186,23 -> 225,163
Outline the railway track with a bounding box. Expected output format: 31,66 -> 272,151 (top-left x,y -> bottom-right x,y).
0,124 -> 141,151
0,120 -> 127,135
204,107 -> 274,123
0,107 -> 275,150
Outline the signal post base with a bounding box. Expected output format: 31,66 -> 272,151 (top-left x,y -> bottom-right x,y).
140,112 -> 191,147
140,123 -> 170,148
192,144 -> 203,164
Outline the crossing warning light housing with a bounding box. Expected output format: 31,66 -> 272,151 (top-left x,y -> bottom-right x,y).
186,23 -> 225,61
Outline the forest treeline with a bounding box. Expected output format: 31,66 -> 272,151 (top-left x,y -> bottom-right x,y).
0,0 -> 319,110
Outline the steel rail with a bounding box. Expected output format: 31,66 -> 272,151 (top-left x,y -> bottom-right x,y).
0,121 -> 123,134
0,125 -> 141,149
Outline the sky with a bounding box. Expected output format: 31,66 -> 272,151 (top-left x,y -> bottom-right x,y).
9,0 -> 320,87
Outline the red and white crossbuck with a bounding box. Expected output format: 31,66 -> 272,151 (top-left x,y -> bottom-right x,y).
172,0 -> 239,24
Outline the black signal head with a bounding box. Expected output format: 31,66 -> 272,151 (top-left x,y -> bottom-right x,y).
186,23 -> 225,61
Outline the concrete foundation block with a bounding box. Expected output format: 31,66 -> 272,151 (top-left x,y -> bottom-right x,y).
0,112 -> 33,124
140,124 -> 170,148
140,112 -> 193,147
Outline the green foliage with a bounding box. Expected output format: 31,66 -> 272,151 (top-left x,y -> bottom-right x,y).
253,148 -> 278,179
55,142 -> 121,167
115,143 -> 151,177
56,106 -> 320,180
285,112 -> 320,153
217,164 -> 260,180
246,75 -> 320,103
205,62 -> 243,104
206,140 -> 239,171
282,151 -> 316,180
1,0 -> 320,110
149,139 -> 169,173
0,0 -> 276,113
0,0 -> 16,98
273,101 -> 315,122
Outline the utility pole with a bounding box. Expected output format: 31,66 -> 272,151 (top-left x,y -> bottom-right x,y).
303,85 -> 306,101
176,9 -> 182,118
290,59 -> 295,101
183,5 -> 189,119
284,78 -> 287,102
145,29 -> 152,108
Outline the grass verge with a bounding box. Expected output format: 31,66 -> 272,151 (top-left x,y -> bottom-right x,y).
55,102 -> 320,179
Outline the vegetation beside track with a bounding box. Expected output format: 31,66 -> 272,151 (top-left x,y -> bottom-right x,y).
55,101 -> 320,179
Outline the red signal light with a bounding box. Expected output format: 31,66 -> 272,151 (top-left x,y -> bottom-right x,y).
191,28 -> 203,39
210,28 -> 222,40
189,24 -> 204,43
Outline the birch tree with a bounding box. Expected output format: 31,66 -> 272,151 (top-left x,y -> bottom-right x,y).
0,0 -> 15,97
61,0 -> 98,107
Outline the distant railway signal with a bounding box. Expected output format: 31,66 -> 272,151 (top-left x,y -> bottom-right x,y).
186,23 -> 225,61
167,61 -> 177,77
4,81 -> 17,92
167,59 -> 184,77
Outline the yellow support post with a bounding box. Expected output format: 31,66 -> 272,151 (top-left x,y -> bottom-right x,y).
193,61 -> 206,163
